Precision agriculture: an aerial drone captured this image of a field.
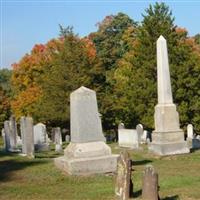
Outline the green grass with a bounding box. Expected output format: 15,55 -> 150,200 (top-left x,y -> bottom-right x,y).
0,139 -> 200,200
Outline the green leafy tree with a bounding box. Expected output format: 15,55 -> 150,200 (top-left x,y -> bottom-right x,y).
113,3 -> 200,132
90,13 -> 137,129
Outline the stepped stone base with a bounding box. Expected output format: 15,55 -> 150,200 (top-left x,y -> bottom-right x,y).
54,141 -> 119,175
149,130 -> 190,156
54,154 -> 118,175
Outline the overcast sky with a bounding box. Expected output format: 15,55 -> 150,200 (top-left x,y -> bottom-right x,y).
1,0 -> 200,68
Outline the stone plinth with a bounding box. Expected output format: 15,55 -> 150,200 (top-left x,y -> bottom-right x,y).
149,36 -> 189,156
54,86 -> 118,175
55,141 -> 118,175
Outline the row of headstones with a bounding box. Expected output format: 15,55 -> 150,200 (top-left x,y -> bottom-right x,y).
118,123 -> 151,149
1,116 -> 68,157
115,151 -> 159,200
118,122 -> 200,150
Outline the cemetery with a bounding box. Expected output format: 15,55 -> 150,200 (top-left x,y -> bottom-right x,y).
1,2 -> 200,200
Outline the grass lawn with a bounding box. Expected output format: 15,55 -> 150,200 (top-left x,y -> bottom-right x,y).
0,138 -> 200,200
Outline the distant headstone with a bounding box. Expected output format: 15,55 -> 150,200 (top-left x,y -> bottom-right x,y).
1,128 -> 6,149
118,123 -> 125,129
20,117 -> 34,158
33,123 -> 49,151
141,130 -> 148,144
4,121 -> 11,151
53,127 -> 62,152
9,115 -> 18,151
142,165 -> 159,200
136,124 -> 143,143
115,151 -> 133,200
65,135 -> 70,143
187,124 -> 194,140
54,86 -> 118,175
118,129 -> 139,149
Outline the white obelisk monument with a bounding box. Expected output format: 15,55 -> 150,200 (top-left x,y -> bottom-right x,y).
149,35 -> 189,155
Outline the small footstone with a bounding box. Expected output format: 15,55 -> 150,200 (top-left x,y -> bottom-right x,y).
142,165 -> 159,200
115,151 -> 133,200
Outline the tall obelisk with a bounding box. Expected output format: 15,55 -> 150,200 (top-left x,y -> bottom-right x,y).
149,35 -> 189,155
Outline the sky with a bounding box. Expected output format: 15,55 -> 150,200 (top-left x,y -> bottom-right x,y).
1,0 -> 200,69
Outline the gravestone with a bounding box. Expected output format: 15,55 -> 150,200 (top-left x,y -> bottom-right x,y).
20,117 -> 34,158
54,86 -> 118,175
65,135 -> 70,143
4,121 -> 11,151
187,124 -> 194,140
141,130 -> 148,144
118,128 -> 140,149
142,165 -> 159,200
33,123 -> 49,151
115,151 -> 133,200
9,115 -> 18,151
136,124 -> 143,143
118,123 -> 125,129
53,127 -> 62,152
149,36 -> 189,155
1,128 -> 6,149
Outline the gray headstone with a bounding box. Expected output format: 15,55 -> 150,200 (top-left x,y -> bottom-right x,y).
20,117 -> 34,158
118,123 -> 125,129
53,127 -> 62,152
142,165 -> 159,200
33,123 -> 49,151
136,124 -> 143,142
1,128 -> 6,149
65,135 -> 70,143
54,86 -> 119,175
4,121 -> 11,151
9,115 -> 18,150
187,124 -> 194,139
70,86 -> 105,143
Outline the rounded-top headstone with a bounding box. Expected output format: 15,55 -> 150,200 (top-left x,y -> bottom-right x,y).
70,86 -> 105,143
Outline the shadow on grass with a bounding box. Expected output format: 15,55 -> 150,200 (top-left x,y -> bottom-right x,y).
0,149 -> 19,157
133,189 -> 142,198
162,195 -> 179,200
132,159 -> 152,166
0,159 -> 48,182
35,152 -> 63,159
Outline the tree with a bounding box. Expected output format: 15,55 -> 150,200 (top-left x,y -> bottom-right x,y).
0,86 -> 10,129
90,13 -> 137,129
113,2 -> 200,132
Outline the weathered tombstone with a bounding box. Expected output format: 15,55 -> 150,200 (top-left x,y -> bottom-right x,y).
141,130 -> 148,144
118,123 -> 125,129
187,124 -> 194,140
65,135 -> 70,143
33,123 -> 49,151
53,127 -> 62,152
142,165 -> 159,200
9,115 -> 18,151
20,117 -> 34,158
54,86 -> 118,175
149,36 -> 189,155
118,129 -> 139,149
115,151 -> 133,200
136,124 -> 143,143
1,128 -> 6,149
4,121 -> 11,151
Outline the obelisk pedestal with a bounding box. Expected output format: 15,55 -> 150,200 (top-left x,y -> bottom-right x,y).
148,36 -> 189,156
54,86 -> 118,175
